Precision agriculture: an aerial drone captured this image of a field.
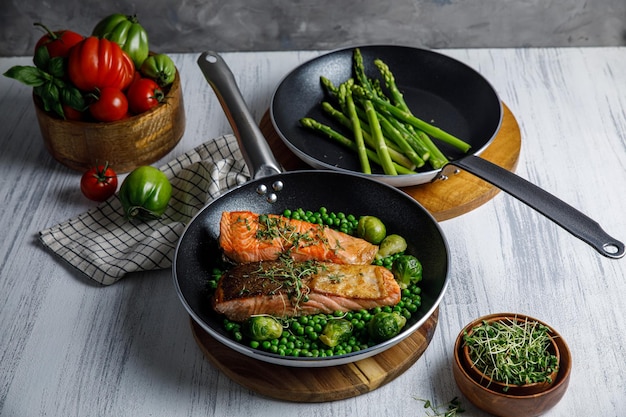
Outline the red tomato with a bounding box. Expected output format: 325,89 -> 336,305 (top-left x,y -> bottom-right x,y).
89,88 -> 128,122
67,37 -> 134,92
62,105 -> 85,121
127,76 -> 164,114
34,23 -> 83,58
80,163 -> 118,202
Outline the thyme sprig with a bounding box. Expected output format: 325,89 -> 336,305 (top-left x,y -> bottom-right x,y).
463,317 -> 559,390
255,214 -> 328,250
254,255 -> 324,308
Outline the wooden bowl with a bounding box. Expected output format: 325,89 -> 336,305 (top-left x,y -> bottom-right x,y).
462,314 -> 561,395
34,70 -> 185,173
453,313 -> 572,417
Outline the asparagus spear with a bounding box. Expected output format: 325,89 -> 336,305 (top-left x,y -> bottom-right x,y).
374,58 -> 452,167
377,112 -> 425,168
362,99 -> 397,175
321,76 -> 338,96
352,48 -> 375,94
321,102 -> 414,169
299,118 -> 416,175
376,108 -> 431,161
374,59 -> 407,110
340,82 -> 371,173
352,85 -> 472,153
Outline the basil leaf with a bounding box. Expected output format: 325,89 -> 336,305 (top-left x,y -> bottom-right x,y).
33,46 -> 51,70
60,84 -> 86,111
39,81 -> 64,118
48,56 -> 66,79
3,66 -> 48,87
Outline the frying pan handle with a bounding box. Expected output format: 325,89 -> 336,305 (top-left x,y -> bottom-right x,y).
445,156 -> 625,259
197,52 -> 282,179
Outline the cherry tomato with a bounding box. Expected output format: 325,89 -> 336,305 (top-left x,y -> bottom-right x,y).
89,87 -> 128,122
34,23 -> 84,58
127,76 -> 164,114
62,105 -> 84,121
80,163 -> 118,202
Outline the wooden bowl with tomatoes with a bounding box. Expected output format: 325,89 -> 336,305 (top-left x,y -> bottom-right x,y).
34,63 -> 185,173
6,17 -> 186,173
19,17 -> 186,173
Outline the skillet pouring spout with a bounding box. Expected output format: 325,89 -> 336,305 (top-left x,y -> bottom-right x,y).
440,156 -> 625,259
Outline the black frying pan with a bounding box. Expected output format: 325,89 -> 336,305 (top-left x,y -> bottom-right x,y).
172,52 -> 450,367
270,45 -> 624,259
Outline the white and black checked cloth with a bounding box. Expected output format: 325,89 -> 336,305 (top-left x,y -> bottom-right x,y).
39,135 -> 249,285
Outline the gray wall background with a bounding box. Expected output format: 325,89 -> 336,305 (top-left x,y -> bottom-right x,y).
2,0 -> 625,57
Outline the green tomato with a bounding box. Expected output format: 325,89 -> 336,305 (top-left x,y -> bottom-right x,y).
356,215 -> 386,244
92,13 -> 149,68
140,54 -> 176,87
119,166 -> 172,221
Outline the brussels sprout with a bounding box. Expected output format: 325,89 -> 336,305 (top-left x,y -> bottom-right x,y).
368,311 -> 407,342
376,234 -> 407,259
392,254 -> 423,289
356,215 -> 386,244
319,319 -> 353,347
243,316 -> 283,341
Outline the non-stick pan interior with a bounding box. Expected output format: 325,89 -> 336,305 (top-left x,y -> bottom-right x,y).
270,45 -> 502,184
173,170 -> 450,366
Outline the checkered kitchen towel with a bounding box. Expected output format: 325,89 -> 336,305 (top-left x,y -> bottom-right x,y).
39,135 -> 249,285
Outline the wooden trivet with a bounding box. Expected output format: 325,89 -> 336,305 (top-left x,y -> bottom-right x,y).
260,103 -> 521,221
191,307 -> 439,402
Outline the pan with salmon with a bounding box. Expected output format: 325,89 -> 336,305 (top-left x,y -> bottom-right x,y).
172,52 -> 449,367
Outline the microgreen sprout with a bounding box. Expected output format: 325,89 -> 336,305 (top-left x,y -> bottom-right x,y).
463,316 -> 559,391
416,397 -> 465,416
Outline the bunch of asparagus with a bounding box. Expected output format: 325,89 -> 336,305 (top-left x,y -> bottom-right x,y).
300,48 -> 472,175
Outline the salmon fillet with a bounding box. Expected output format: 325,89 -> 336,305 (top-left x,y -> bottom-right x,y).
218,211 -> 378,265
212,259 -> 401,321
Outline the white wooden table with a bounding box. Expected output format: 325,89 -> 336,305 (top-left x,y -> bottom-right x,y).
1,47 -> 625,416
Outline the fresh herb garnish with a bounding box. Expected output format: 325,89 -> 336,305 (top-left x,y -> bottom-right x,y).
255,254 -> 319,308
463,317 -> 559,390
328,273 -> 344,283
255,214 -> 329,251
417,397 -> 465,416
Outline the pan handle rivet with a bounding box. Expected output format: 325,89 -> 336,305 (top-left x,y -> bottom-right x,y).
267,193 -> 278,203
272,181 -> 284,191
256,184 -> 268,195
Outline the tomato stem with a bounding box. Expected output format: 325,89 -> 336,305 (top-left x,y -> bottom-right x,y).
33,23 -> 59,40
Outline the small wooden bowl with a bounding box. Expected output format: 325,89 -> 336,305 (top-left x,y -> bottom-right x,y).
34,70 -> 185,173
462,315 -> 561,395
453,313 -> 572,417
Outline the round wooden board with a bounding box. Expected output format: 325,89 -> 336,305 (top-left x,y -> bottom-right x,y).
191,307 -> 439,402
260,103 -> 521,221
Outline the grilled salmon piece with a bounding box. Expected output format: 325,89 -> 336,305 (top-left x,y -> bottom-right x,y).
219,211 -> 378,265
212,260 -> 401,321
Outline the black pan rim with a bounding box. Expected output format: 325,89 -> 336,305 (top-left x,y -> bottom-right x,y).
172,169 -> 451,367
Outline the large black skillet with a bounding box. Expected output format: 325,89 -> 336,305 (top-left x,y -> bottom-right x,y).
172,52 -> 451,367
270,45 -> 624,259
